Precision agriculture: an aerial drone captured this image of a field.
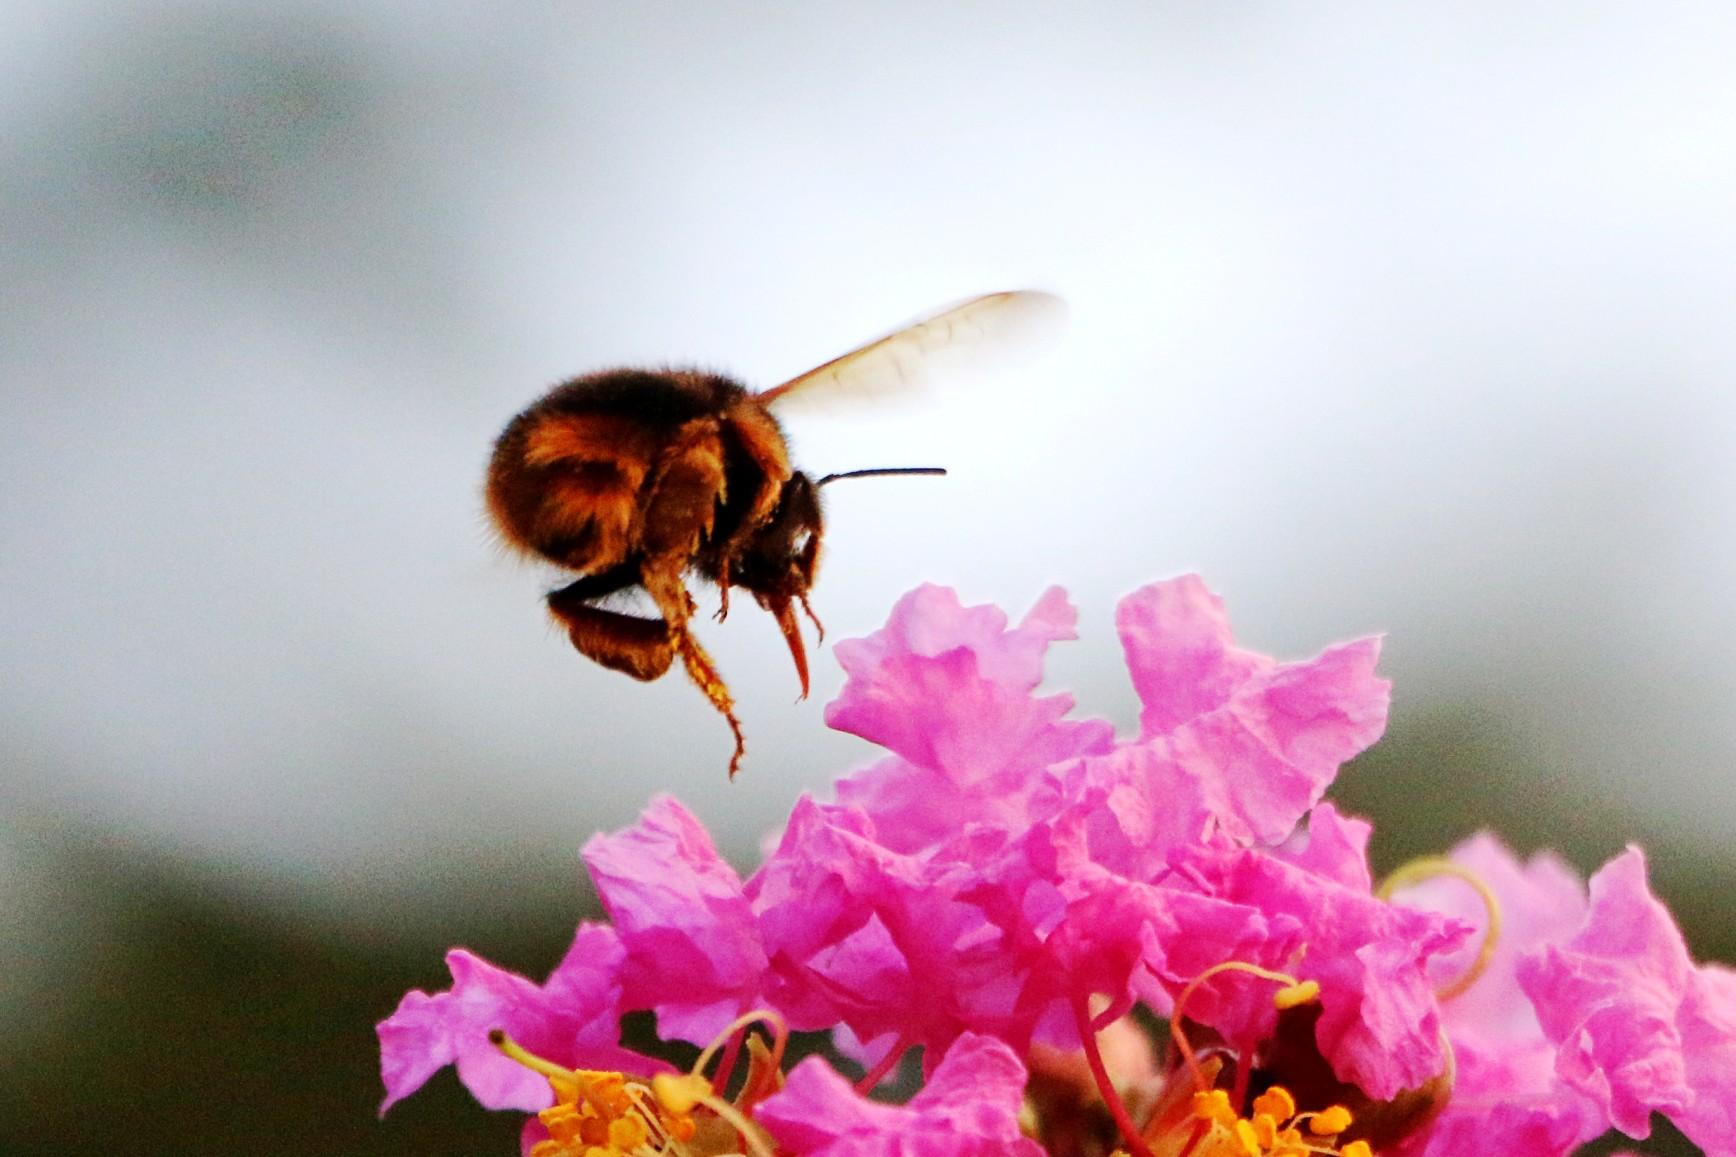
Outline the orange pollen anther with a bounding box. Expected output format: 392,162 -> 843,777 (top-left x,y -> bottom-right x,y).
1168,1082 -> 1363,1157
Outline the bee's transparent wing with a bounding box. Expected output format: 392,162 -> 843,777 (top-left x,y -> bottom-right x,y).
755,291 -> 1066,413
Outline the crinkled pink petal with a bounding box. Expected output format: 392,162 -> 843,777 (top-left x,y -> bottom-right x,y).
747,798 -> 899,1030
905,1031 -> 1041,1136
958,806 -> 1189,1046
1059,744 -> 1215,880
840,583 -> 1077,691
831,645 -> 1078,783
1517,847 -> 1735,1146
1116,575 -> 1267,734
376,923 -> 647,1114
1116,578 -> 1390,844
1273,802 -> 1374,891
582,794 -> 767,1043
825,586 -> 1113,850
756,1033 -> 1044,1157
749,797 -> 993,1048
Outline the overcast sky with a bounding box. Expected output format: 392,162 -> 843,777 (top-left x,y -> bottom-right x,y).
4,3 -> 1735,939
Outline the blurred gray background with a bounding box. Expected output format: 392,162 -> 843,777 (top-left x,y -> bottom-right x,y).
2,3 -> 1730,1153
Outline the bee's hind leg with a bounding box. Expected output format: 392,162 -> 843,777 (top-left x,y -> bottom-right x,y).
546,568 -> 674,682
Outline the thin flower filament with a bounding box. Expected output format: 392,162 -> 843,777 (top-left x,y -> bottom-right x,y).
1376,858 -> 1502,1002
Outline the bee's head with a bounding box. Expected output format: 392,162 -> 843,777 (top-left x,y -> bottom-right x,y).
735,472 -> 823,599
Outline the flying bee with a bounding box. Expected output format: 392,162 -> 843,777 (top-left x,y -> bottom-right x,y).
485,290 -> 1065,777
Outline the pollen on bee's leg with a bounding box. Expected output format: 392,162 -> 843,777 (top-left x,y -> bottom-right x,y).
667,622 -> 747,777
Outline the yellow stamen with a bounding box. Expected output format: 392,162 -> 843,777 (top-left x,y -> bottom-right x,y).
651,1073 -> 711,1116
1167,1081 -> 1362,1157
492,1010 -> 797,1157
1193,1088 -> 1237,1128
1273,980 -> 1320,1010
537,1102 -> 586,1145
1305,1105 -> 1354,1136
1377,856 -> 1503,1002
1252,1088 -> 1296,1122
607,1116 -> 648,1152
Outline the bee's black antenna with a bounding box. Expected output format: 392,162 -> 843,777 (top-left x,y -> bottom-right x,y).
816,467 -> 947,487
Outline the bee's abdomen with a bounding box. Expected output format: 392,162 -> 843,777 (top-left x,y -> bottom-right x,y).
487,407 -> 662,571
486,368 -> 753,573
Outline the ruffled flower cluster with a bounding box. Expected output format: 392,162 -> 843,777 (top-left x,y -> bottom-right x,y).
379,577 -> 1736,1156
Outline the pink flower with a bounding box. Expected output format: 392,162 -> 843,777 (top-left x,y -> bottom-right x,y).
795,578 -> 1416,1063
755,1033 -> 1044,1157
